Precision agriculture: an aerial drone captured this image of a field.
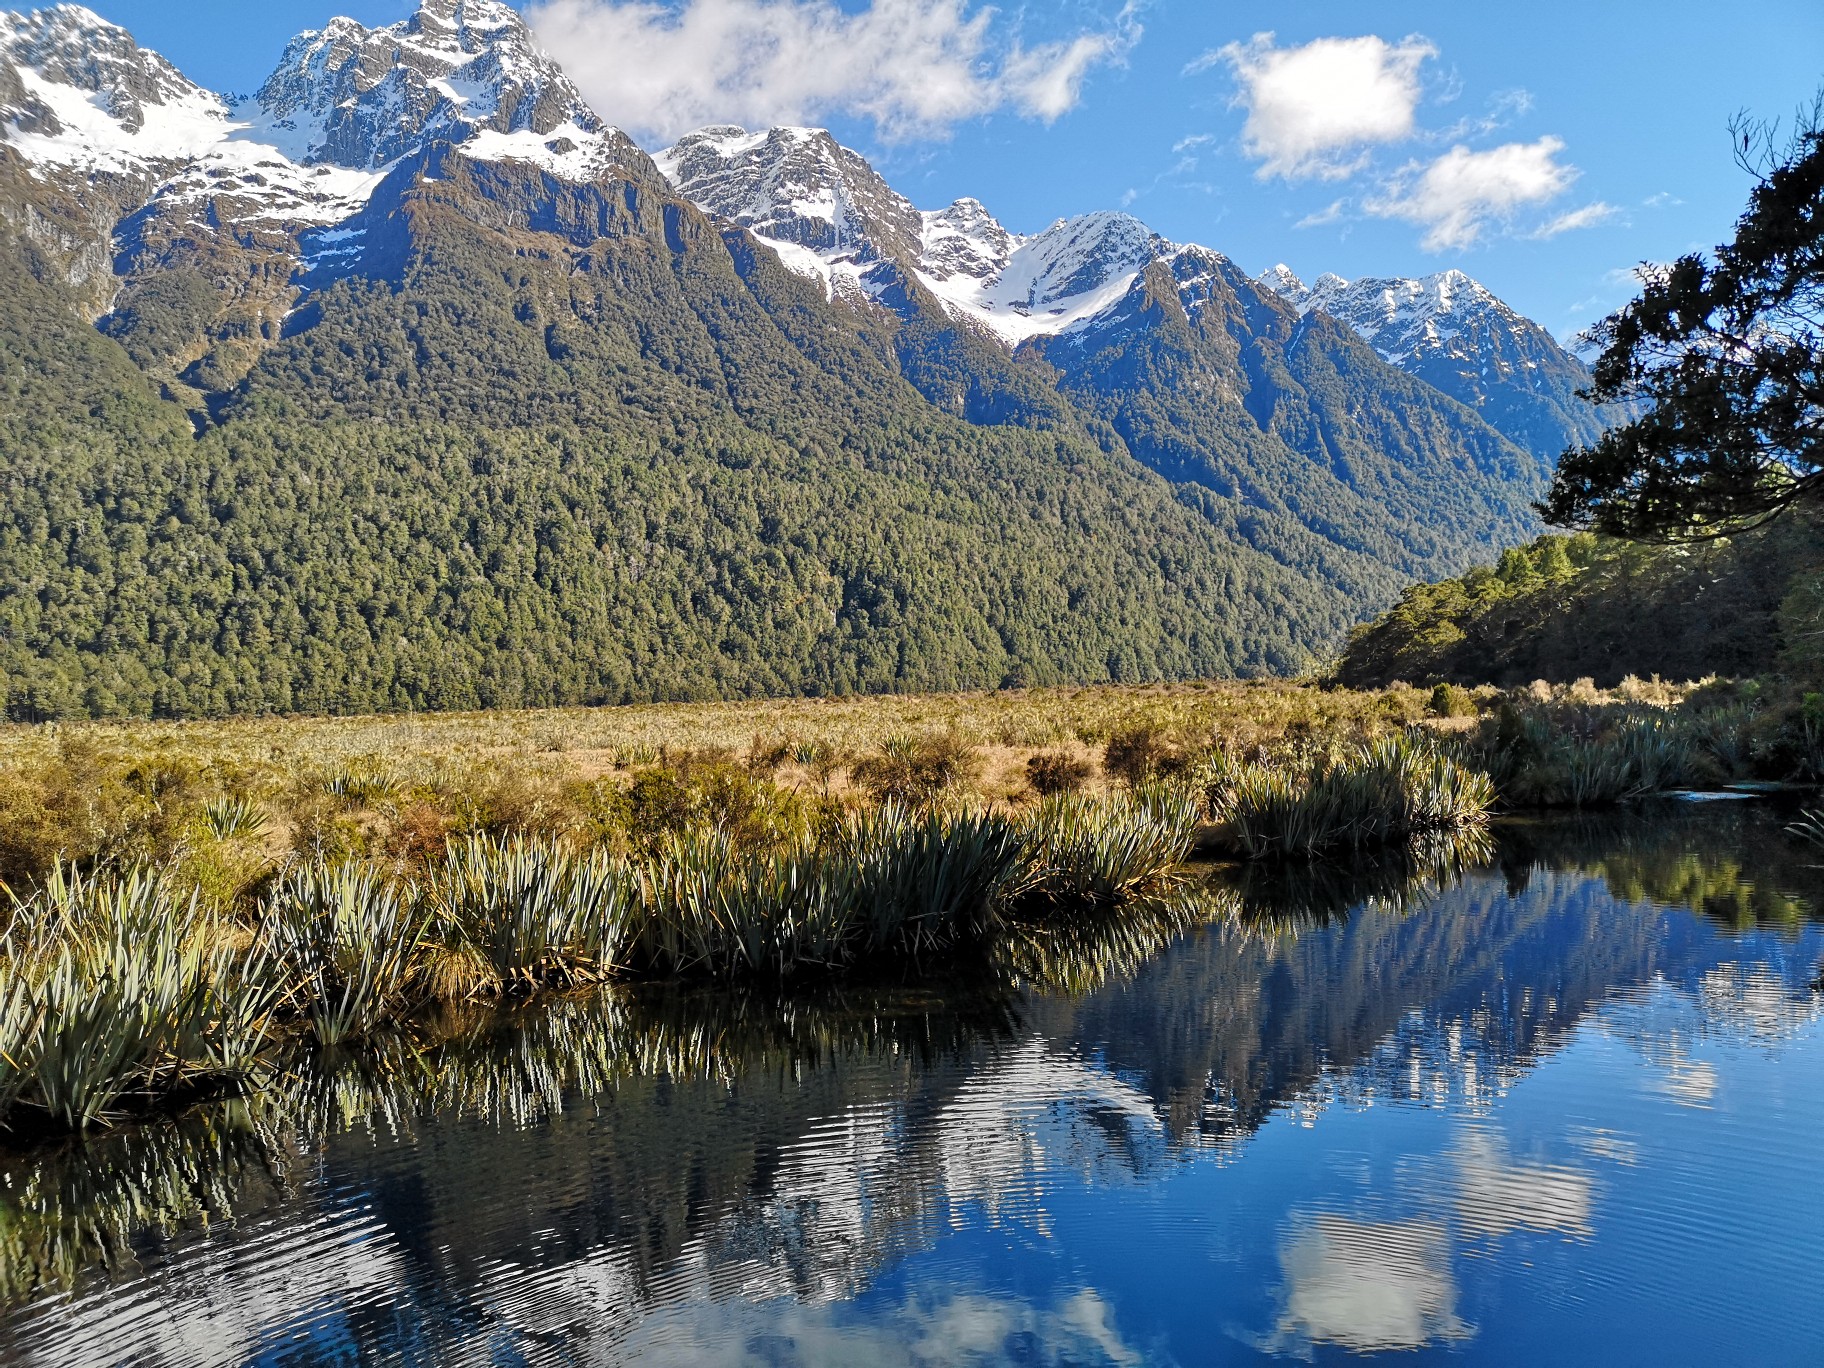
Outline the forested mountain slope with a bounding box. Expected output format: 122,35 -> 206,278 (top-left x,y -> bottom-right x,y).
660,131 -> 1560,587
0,152 -> 1353,718
0,2 -> 1603,719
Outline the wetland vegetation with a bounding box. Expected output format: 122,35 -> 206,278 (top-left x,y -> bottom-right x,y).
2,677 -> 1821,1138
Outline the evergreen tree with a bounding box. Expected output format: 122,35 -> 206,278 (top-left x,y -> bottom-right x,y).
1545,101 -> 1824,538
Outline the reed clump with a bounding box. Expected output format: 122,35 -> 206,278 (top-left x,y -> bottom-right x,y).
1206,735 -> 1494,860
1468,703 -> 1702,807
0,789 -> 1196,1134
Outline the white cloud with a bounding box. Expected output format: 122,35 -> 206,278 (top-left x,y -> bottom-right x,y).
1451,1129 -> 1594,1240
1531,201 -> 1623,239
526,0 -> 1137,143
1206,32 -> 1437,180
1367,136 -> 1578,250
1295,197 -> 1346,229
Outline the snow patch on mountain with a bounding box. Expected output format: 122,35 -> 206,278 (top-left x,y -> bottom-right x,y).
1259,265 -> 1535,369
2,4 -> 228,172
918,209 -> 1167,345
462,122 -> 637,182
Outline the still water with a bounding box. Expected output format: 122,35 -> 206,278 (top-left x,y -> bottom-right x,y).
3,805 -> 1821,1366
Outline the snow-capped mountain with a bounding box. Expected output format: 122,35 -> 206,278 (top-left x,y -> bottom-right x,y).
654,115 -> 1605,460
2,2 -> 1599,457
1,1 -> 644,244
920,208 -> 1169,346
0,1 -> 654,384
0,3 -> 206,165
657,127 -> 1177,347
1261,267 -> 1547,369
246,0 -> 607,170
1,5 -> 376,208
1258,265 -> 1608,455
0,0 -> 1605,709
655,124 -> 922,299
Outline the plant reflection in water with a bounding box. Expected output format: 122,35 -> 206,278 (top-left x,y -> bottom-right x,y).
2,804 -> 1820,1366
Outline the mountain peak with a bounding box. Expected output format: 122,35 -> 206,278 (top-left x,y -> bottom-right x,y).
658,122 -> 924,295
920,196 -> 1019,283
1,5 -> 203,109
1257,263 -> 1305,300
917,207 -> 1169,346
415,0 -> 524,33
1262,263 -> 1604,452
247,0 -> 600,169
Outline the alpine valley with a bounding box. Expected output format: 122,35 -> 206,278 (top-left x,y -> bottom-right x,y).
0,0 -> 1612,719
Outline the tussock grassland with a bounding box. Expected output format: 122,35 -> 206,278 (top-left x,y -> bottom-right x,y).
3,675 -> 1816,899
0,680 -> 1441,895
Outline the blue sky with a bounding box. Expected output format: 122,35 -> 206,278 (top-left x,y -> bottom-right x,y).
88,0 -> 1824,340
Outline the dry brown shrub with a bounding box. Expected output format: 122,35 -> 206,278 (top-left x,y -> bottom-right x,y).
853,732 -> 982,806
1102,725 -> 1187,787
1026,751 -> 1093,797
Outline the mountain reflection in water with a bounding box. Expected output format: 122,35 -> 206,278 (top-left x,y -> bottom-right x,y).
2,804 -> 1821,1366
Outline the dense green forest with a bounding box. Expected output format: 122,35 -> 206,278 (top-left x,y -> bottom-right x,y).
0,154 -> 1374,721
1335,519 -> 1824,687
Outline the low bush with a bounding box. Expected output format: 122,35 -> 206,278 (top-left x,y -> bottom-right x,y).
1102,725 -> 1185,787
1428,683 -> 1477,719
1026,751 -> 1094,797
1024,784 -> 1199,906
852,732 -> 981,806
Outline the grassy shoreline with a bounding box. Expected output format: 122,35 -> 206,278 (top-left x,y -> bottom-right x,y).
2,792 -> 1208,1136
4,675 -> 1821,1137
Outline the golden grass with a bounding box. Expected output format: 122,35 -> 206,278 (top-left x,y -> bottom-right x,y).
0,676 -> 1730,898
0,680 -> 1435,787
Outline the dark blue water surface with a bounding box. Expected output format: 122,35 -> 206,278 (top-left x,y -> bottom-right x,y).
3,805 -> 1822,1366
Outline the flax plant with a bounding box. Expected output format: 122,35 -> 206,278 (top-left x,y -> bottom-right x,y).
1209,735 -> 1493,860
427,836 -> 631,995
2,868 -> 279,1131
265,863 -> 427,1045
1024,785 -> 1200,907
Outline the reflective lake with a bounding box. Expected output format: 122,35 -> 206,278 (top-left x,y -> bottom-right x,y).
3,804 -> 1822,1366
